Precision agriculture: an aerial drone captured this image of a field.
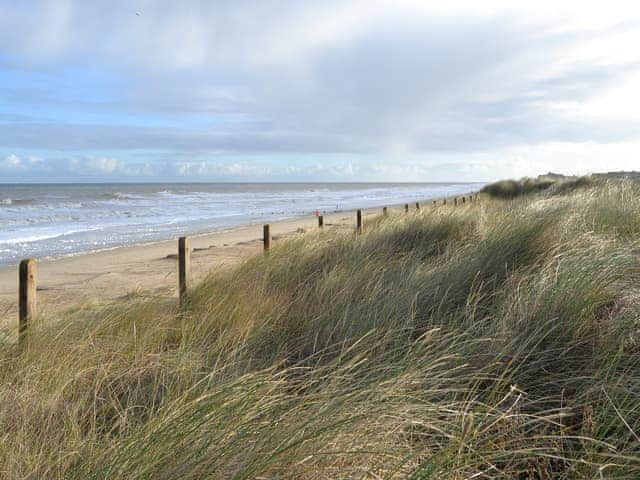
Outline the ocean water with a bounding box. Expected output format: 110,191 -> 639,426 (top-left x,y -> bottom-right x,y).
0,183 -> 481,265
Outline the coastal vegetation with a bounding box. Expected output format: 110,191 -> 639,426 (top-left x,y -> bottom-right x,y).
479,175 -> 594,199
1,176 -> 639,478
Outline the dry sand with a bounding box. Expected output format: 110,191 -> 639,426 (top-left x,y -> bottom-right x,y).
0,203 -> 430,327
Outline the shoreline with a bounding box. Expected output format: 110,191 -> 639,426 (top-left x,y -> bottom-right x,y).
0,194 -> 476,326
0,208 -> 351,269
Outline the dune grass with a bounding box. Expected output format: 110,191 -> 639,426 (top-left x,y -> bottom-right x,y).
481,176 -> 595,199
0,177 -> 639,478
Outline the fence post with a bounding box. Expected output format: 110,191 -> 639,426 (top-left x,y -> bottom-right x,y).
357,209 -> 363,234
404,203 -> 409,213
263,224 -> 272,251
18,258 -> 36,343
462,196 -> 466,204
383,206 -> 388,216
469,195 -> 473,203
454,197 -> 457,206
318,215 -> 324,228
178,237 -> 191,304
415,202 -> 420,210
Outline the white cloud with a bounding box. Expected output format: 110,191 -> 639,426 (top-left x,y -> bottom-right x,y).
1,1 -> 640,180
4,154 -> 22,168
85,157 -> 120,174
173,160 -> 275,177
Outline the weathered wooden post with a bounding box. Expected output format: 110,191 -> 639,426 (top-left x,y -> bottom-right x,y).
318,215 -> 324,228
404,203 -> 409,213
433,200 -> 436,207
469,195 -> 473,203
416,202 -> 420,210
454,197 -> 458,206
18,258 -> 36,343
462,196 -> 466,204
443,199 -> 447,205
357,209 -> 363,234
383,206 -> 388,216
263,224 -> 272,251
178,236 -> 191,304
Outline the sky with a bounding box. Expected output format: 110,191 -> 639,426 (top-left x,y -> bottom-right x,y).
1,0 -> 639,183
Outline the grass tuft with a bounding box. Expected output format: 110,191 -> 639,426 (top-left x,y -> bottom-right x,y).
482,175 -> 595,199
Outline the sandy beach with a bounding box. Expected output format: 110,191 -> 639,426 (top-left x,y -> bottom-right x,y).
0,203 -> 431,326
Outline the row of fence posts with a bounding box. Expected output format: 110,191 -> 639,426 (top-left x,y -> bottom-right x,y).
15,193 -> 478,342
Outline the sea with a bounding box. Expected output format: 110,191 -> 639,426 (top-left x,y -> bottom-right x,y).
0,182 -> 482,265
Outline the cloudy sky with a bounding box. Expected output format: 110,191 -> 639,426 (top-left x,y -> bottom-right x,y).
1,0 -> 639,182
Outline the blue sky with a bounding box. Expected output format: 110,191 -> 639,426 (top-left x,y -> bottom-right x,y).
1,0 -> 640,182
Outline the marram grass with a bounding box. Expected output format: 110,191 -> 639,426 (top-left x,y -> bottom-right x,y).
0,177 -> 639,478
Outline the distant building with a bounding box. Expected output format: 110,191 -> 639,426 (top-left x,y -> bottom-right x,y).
539,172 -> 568,181
593,171 -> 640,179
536,172 -> 576,182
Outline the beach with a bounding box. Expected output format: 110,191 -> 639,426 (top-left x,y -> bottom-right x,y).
0,182 -> 479,265
0,204 -> 416,326
0,182 -> 480,326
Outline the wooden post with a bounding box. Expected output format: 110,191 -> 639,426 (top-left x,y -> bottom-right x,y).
443,199 -> 447,205
18,258 -> 36,342
433,200 -> 436,207
404,203 -> 409,213
469,195 -> 473,203
263,224 -> 272,251
356,209 -> 363,234
383,206 -> 388,216
454,197 -> 457,206
318,215 -> 324,228
415,202 -> 420,210
178,237 -> 191,304
462,196 -> 466,204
